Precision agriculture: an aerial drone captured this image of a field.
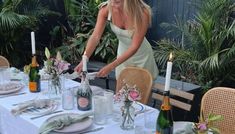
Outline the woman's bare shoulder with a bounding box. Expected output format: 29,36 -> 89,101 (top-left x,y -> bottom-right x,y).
98,4 -> 109,19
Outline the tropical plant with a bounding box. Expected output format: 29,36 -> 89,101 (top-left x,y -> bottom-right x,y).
154,0 -> 235,89
54,0 -> 118,64
0,0 -> 60,67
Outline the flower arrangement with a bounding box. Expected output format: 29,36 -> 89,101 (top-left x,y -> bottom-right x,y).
114,81 -> 141,130
193,111 -> 223,134
114,82 -> 141,103
43,47 -> 70,95
44,48 -> 70,77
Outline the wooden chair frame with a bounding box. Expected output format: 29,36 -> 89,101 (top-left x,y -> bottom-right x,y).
152,83 -> 194,120
116,66 -> 153,104
200,87 -> 235,134
0,56 -> 9,67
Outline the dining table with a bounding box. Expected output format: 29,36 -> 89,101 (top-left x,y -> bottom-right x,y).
0,69 -> 191,134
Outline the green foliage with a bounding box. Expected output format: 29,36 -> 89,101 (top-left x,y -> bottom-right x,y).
0,0 -> 60,66
55,0 -> 118,64
154,0 -> 235,88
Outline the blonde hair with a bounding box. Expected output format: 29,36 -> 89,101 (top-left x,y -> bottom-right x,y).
124,0 -> 152,31
104,0 -> 152,32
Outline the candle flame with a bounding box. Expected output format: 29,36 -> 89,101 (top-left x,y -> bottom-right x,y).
169,52 -> 173,61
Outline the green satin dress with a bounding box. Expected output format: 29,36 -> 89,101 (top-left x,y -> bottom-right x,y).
108,11 -> 159,80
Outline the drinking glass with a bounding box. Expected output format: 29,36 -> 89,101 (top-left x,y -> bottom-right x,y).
0,66 -> 10,85
62,87 -> 74,110
104,90 -> 114,116
112,100 -> 123,122
144,110 -> 158,133
93,95 -> 107,125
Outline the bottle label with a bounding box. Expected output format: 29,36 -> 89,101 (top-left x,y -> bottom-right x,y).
29,82 -> 37,92
78,97 -> 89,108
161,105 -> 171,110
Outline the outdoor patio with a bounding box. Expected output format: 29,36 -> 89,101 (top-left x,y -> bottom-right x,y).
0,0 -> 235,134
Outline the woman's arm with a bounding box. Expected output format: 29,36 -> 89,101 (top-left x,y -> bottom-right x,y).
83,6 -> 109,58
97,10 -> 150,77
75,6 -> 108,73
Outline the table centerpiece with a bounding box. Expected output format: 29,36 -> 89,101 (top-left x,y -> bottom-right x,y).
43,47 -> 70,98
114,81 -> 141,130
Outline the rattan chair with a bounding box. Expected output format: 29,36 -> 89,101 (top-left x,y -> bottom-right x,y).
116,66 -> 153,104
200,87 -> 235,134
0,56 -> 9,67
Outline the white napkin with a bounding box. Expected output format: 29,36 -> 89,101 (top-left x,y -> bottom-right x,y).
39,111 -> 93,134
11,99 -> 57,115
64,72 -> 98,80
174,123 -> 195,134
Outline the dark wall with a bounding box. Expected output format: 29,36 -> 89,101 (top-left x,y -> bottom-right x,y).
145,0 -> 199,46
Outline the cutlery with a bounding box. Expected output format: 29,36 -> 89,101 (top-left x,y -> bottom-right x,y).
57,127 -> 104,134
0,92 -> 26,99
30,110 -> 63,120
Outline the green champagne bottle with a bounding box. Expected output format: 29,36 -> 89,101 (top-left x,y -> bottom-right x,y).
76,55 -> 92,111
28,55 -> 41,92
156,91 -> 173,134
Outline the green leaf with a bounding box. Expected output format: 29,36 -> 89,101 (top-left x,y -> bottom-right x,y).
45,47 -> 50,59
208,114 -> 223,122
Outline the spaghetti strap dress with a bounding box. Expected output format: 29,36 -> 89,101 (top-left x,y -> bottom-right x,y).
107,10 -> 159,80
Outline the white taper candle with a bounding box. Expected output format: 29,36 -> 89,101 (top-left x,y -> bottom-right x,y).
164,53 -> 173,91
82,55 -> 88,72
31,32 -> 36,55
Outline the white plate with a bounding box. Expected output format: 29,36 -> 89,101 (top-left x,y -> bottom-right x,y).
47,113 -> 93,133
0,82 -> 24,95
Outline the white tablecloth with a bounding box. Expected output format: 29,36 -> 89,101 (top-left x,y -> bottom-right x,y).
0,79 -> 160,134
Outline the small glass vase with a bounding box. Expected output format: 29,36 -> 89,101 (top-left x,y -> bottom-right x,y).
120,100 -> 135,130
47,75 -> 64,99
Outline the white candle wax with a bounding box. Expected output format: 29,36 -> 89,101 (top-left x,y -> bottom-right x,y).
82,55 -> 88,72
31,32 -> 36,55
164,61 -> 173,91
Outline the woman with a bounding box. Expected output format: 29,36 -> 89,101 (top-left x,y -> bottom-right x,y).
75,0 -> 158,80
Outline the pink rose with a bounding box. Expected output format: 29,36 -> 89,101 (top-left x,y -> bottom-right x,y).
128,90 -> 141,101
198,123 -> 207,131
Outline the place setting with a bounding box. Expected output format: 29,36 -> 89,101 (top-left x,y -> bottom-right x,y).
38,111 -> 96,134
0,81 -> 25,99
11,98 -> 59,117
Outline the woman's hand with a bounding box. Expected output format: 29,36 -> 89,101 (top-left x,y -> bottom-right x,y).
74,61 -> 83,74
97,63 -> 115,78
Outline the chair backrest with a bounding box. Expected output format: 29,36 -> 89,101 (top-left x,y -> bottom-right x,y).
116,66 -> 153,104
0,56 -> 10,67
200,87 -> 235,134
152,83 -> 194,112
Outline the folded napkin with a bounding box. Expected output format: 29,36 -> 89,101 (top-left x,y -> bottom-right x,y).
11,99 -> 57,115
39,111 -> 93,134
174,123 -> 195,134
64,72 -> 97,80
0,82 -> 23,91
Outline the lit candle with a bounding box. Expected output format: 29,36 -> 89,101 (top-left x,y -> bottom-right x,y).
164,53 -> 173,91
31,32 -> 36,55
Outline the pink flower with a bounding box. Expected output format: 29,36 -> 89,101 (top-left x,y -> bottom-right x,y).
128,90 -> 141,101
57,61 -> 70,74
198,123 -> 207,131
